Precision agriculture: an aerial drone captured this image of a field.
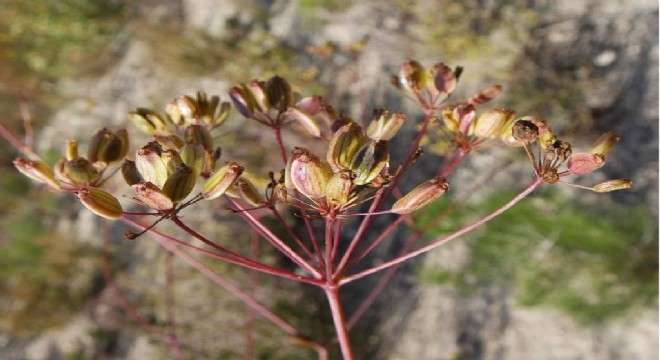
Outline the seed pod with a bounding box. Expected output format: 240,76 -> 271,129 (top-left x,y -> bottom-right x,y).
327,122 -> 366,171
247,80 -> 269,112
229,84 -> 256,118
161,149 -> 184,175
166,95 -> 199,126
153,134 -> 186,150
287,147 -> 333,199
121,160 -> 143,186
66,140 -> 79,161
76,187 -> 123,219
202,162 -> 244,200
588,131 -> 619,156
135,142 -> 168,188
128,108 -> 170,135
88,128 -> 129,166
196,91 -> 219,125
231,177 -> 262,206
471,109 -> 515,138
511,119 -> 540,143
265,75 -> 292,112
185,125 -> 213,151
350,140 -> 389,186
567,152 -> 605,175
285,107 -> 321,137
454,104 -> 476,135
592,179 -> 632,193
203,147 -> 222,176
13,158 -> 60,189
162,164 -> 196,203
468,85 -> 503,105
391,177 -> 449,214
441,107 -> 458,133
212,101 -> 231,128
181,143 -> 205,177
432,63 -> 457,95
366,109 -> 406,141
132,182 -> 174,210
325,170 -> 353,206
399,59 -> 426,94
64,158 -> 101,184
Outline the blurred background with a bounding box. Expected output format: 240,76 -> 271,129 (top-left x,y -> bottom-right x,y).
0,0 -> 657,359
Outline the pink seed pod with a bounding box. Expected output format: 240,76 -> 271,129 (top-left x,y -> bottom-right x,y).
391,177 -> 449,214
132,181 -> 174,211
287,147 -> 333,199
468,85 -> 502,105
432,62 -> 457,95
76,187 -> 123,220
567,152 -> 605,175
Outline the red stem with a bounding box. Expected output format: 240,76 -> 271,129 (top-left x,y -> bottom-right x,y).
122,216 -> 322,286
324,284 -> 354,360
273,126 -> 288,164
227,197 -> 323,278
122,215 -> 302,336
339,177 -> 544,285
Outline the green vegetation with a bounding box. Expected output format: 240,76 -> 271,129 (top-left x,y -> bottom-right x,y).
420,190 -> 658,323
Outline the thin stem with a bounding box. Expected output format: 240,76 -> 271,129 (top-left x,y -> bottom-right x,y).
340,177 -> 544,285
227,197 -> 323,279
164,251 -> 181,355
346,214 -> 408,271
271,207 -> 318,265
0,123 -> 40,159
325,217 -> 334,277
245,230 -> 259,360
324,285 -> 354,360
123,215 -> 302,335
122,216 -> 322,286
273,126 -> 288,164
347,231 -> 420,329
18,98 -> 34,149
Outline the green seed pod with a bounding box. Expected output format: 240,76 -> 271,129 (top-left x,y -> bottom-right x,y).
132,181 -> 174,210
247,80 -> 269,112
153,134 -> 186,150
366,109 -> 406,141
471,109 -> 515,139
161,149 -> 184,175
265,75 -> 292,112
325,170 -> 353,206
128,108 -> 170,135
350,140 -> 389,186
288,147 -> 332,199
13,158 -> 60,189
66,139 -> 79,161
592,178 -> 632,193
588,131 -> 619,156
162,164 -> 196,203
327,122 -> 366,171
391,177 -> 449,214
121,160 -> 143,186
181,142 -> 205,177
202,162 -> 244,200
135,142 -> 168,188
64,158 -> 101,184
399,59 -> 426,94
88,128 -> 129,167
166,95 -> 200,126
230,177 -> 262,206
184,125 -> 213,151
212,101 -> 231,128
76,187 -> 123,219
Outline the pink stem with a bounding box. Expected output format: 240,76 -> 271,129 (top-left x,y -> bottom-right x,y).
227,197 -> 323,279
324,284 -> 354,360
123,216 -> 301,336
122,216 -> 322,286
271,207 -> 318,265
346,214 -> 408,271
340,177 -> 544,285
0,123 -> 39,159
325,217 -> 334,277
163,251 -> 182,355
273,126 -> 288,164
